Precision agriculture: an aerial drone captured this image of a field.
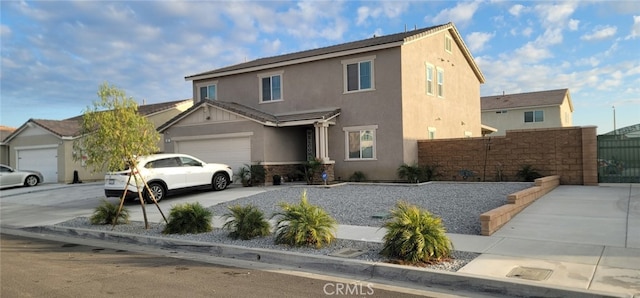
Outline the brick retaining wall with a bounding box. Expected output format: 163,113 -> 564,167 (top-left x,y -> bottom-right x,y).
480,175 -> 560,236
418,126 -> 597,185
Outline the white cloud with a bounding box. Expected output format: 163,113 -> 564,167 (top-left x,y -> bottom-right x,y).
514,42 -> 552,62
522,27 -> 533,37
0,24 -> 11,37
568,19 -> 580,31
581,25 -> 618,41
430,1 -> 481,26
466,32 -> 495,52
626,15 -> 640,39
508,4 -> 526,17
576,57 -> 601,67
356,2 -> 409,26
534,2 -> 577,27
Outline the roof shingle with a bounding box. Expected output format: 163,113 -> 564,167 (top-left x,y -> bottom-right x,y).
481,89 -> 570,111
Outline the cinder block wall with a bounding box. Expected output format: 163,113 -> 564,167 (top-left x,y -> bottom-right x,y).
418,126 -> 597,185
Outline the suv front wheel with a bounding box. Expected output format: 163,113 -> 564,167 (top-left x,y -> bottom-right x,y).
145,182 -> 166,203
212,173 -> 228,191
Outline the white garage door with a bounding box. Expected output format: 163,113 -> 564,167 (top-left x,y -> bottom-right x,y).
17,148 -> 58,183
177,137 -> 251,175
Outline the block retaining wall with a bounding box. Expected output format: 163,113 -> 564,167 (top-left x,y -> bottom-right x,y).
418,126 -> 598,185
480,175 -> 560,236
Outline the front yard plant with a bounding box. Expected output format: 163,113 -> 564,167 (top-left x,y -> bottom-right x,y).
380,201 -> 452,265
516,164 -> 542,182
90,199 -> 129,225
163,202 -> 212,234
272,190 -> 337,248
222,204 -> 271,240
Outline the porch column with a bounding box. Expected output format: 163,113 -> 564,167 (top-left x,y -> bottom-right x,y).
314,122 -> 330,162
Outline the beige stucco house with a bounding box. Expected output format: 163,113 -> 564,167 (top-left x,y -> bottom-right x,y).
0,126 -> 17,165
3,99 -> 193,184
480,89 -> 574,136
159,22 -> 485,181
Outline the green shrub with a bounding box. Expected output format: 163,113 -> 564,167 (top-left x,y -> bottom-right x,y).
380,201 -> 452,265
222,205 -> 271,240
349,171 -> 366,182
90,199 -> 129,225
272,190 -> 337,248
302,158 -> 323,185
249,164 -> 266,185
163,202 -> 212,234
397,163 -> 422,183
516,164 -> 542,182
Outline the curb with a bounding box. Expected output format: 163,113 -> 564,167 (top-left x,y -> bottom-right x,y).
5,225 -> 629,298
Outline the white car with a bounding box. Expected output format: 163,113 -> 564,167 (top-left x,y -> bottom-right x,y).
104,154 -> 233,202
0,164 -> 44,189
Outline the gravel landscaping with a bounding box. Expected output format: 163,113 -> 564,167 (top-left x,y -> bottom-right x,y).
210,182 -> 533,235
56,182 -> 532,273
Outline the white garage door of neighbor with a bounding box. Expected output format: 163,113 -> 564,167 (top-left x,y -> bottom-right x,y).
177,137 -> 251,174
17,148 -> 58,183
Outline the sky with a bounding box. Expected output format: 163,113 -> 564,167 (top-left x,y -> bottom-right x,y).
1,1 -> 639,134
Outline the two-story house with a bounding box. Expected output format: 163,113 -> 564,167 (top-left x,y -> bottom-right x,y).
3,99 -> 193,183
158,22 -> 485,182
481,89 -> 574,136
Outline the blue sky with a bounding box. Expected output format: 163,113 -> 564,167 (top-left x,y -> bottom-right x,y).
1,1 -> 639,134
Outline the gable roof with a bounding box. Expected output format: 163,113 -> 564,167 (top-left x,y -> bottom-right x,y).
158,100 -> 341,132
481,89 -> 573,111
186,22 -> 484,83
4,99 -> 193,142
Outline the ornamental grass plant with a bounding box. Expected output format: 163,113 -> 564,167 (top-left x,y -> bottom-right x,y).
272,190 -> 337,248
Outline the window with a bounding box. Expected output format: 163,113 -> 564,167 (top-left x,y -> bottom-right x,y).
260,74 -> 282,102
145,158 -> 179,169
445,35 -> 453,53
199,84 -> 217,100
428,127 -> 436,140
436,68 -> 444,97
524,110 -> 544,123
495,110 -> 508,114
343,56 -> 375,92
343,125 -> 377,160
426,64 -> 434,95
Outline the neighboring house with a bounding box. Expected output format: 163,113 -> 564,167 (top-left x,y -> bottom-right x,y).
0,126 -> 17,165
159,22 -> 485,182
480,89 -> 574,136
3,99 -> 193,184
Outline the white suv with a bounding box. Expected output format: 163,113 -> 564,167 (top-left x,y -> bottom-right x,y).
104,153 -> 233,202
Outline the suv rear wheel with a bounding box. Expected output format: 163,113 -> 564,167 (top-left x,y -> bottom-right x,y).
145,182 -> 166,203
212,173 -> 228,191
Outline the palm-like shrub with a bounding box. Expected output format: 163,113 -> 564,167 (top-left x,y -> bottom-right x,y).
397,163 -> 422,183
381,201 -> 452,265
272,190 -> 337,248
163,202 -> 212,234
516,164 -> 542,182
90,199 -> 129,225
222,204 -> 271,240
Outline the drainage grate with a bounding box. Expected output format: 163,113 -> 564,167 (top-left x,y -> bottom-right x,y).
507,267 -> 553,281
330,248 -> 366,258
371,213 -> 391,219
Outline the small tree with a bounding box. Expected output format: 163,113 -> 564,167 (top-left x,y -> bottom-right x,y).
73,82 -> 166,229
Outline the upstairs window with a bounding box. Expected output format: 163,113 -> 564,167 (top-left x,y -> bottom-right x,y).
259,72 -> 283,102
524,110 -> 544,123
343,56 -> 375,93
436,68 -> 444,97
445,35 -> 453,53
426,64 -> 434,95
199,84 -> 217,100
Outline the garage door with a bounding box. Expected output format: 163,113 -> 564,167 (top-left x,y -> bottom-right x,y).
176,137 -> 251,175
17,148 -> 58,183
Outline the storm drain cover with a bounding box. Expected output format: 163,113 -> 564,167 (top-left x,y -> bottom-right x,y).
371,212 -> 391,219
507,267 -> 553,281
330,248 -> 365,258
